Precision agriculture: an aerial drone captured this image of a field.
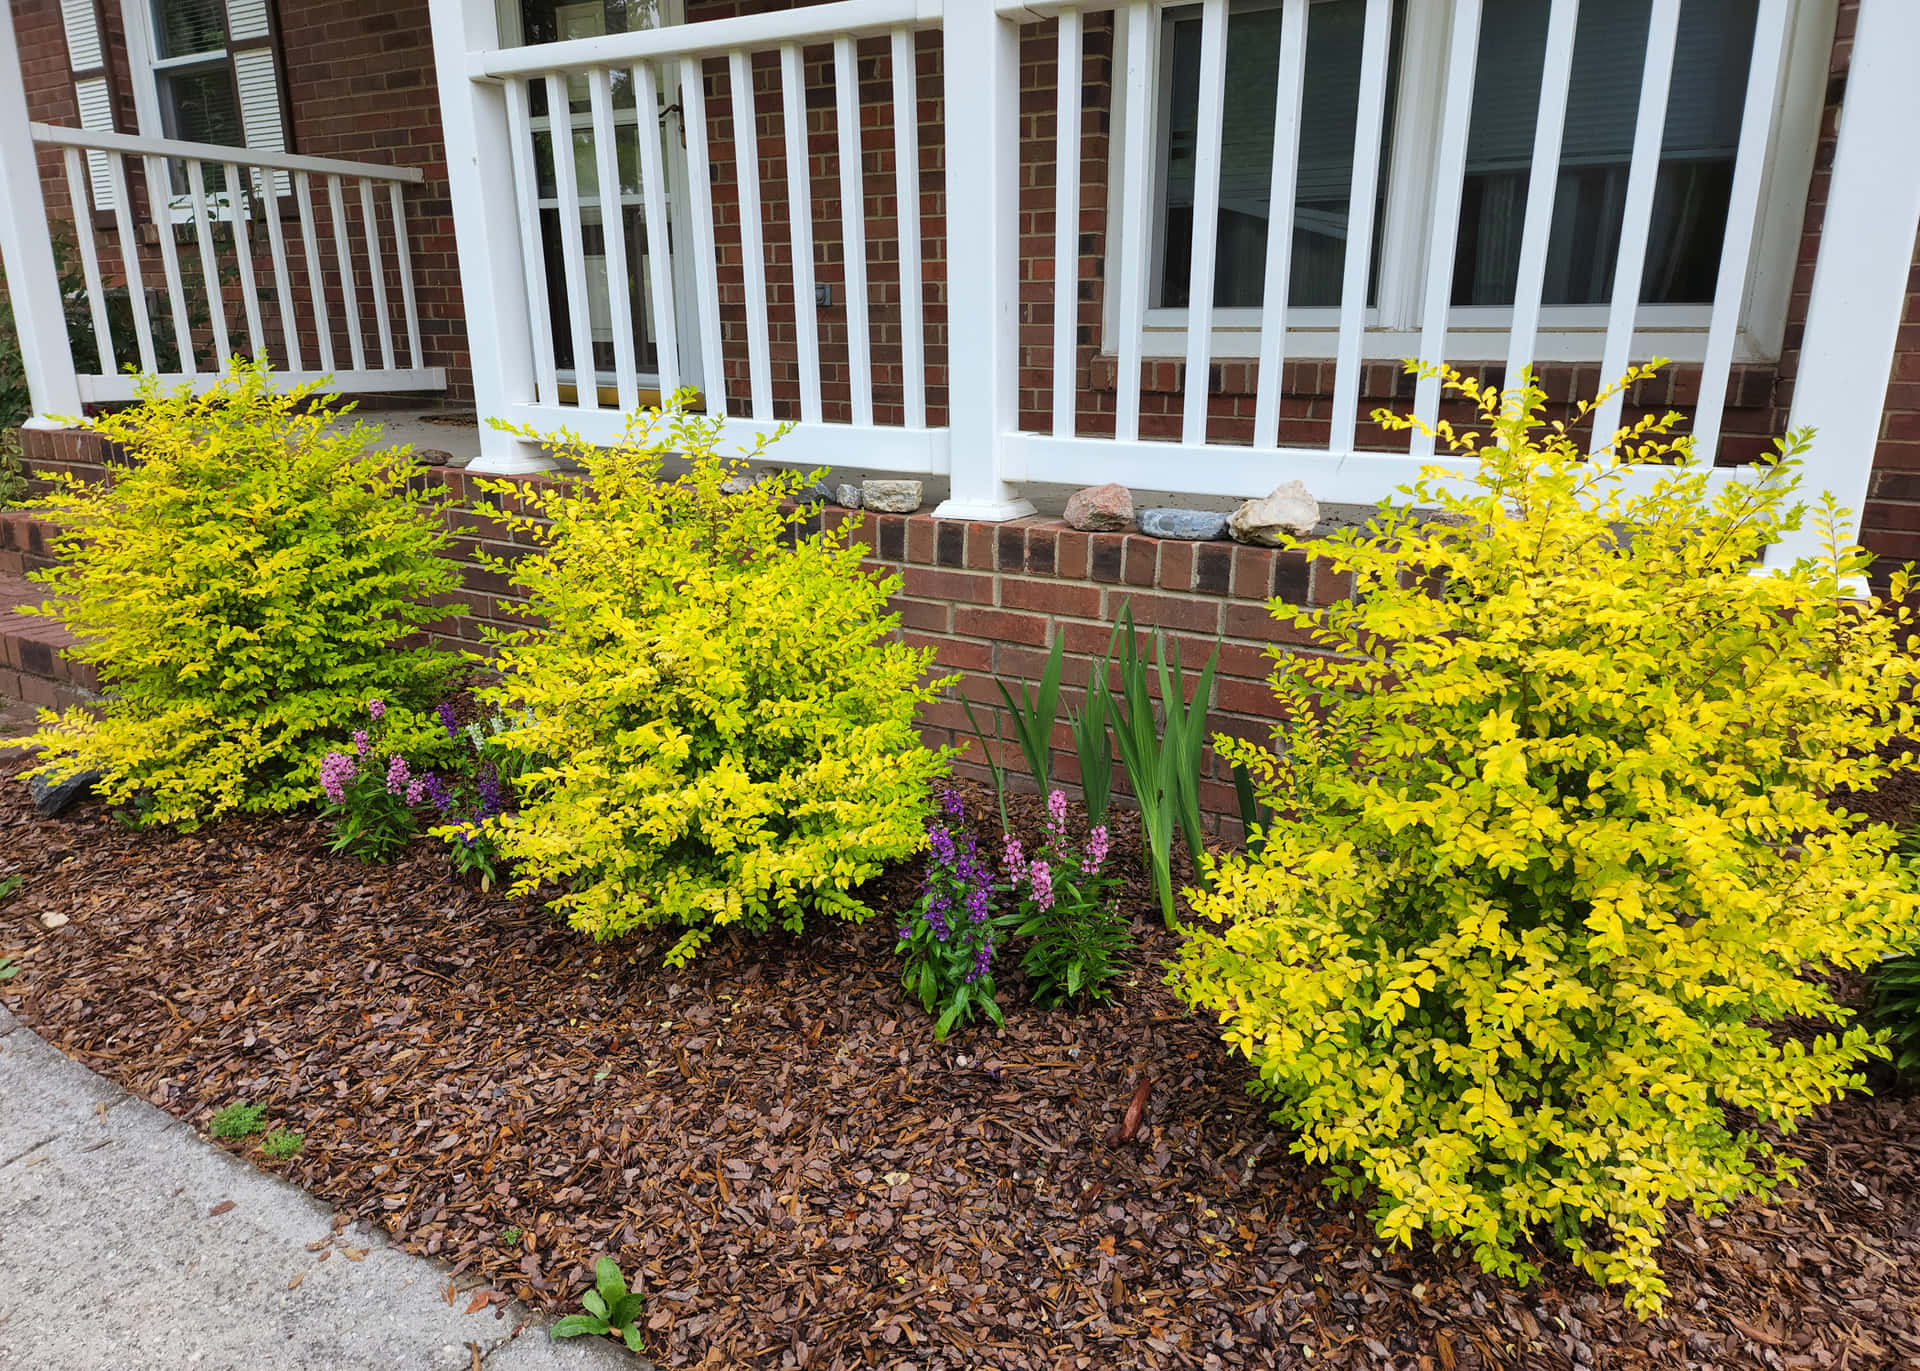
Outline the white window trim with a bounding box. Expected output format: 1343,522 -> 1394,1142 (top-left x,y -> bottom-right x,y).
119,0 -> 240,222
1102,0 -> 1839,368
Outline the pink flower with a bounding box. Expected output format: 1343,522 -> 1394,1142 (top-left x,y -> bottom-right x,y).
367,698 -> 387,721
1030,859 -> 1053,913
352,730 -> 369,756
1083,824 -> 1110,874
385,753 -> 411,797
319,751 -> 357,805
1046,789 -> 1068,832
405,775 -> 427,806
1003,834 -> 1026,883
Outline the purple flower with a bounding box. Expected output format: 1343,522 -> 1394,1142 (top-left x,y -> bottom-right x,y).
352,729 -> 369,757
474,762 -> 505,819
367,698 -> 387,722
418,772 -> 454,814
938,787 -> 964,821
385,753 -> 411,797
1029,860 -> 1054,913
965,934 -> 994,985
319,751 -> 357,805
436,701 -> 461,741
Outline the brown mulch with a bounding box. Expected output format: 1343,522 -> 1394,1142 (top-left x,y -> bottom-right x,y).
3,770 -> 1919,1370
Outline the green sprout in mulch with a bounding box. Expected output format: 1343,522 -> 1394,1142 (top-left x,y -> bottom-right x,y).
551,1258 -> 647,1353
209,1102 -> 268,1139
261,1125 -> 305,1161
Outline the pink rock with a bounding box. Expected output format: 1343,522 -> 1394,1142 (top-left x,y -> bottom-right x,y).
1063,482 -> 1134,532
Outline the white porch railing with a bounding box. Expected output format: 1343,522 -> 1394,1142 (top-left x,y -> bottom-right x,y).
429,0 -> 1920,551
23,125 -> 445,403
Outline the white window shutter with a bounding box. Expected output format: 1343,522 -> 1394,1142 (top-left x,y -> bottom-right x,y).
59,0 -> 116,210
224,0 -> 291,197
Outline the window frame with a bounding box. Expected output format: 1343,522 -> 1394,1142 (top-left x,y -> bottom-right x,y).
119,0 -> 250,221
1101,0 -> 1839,368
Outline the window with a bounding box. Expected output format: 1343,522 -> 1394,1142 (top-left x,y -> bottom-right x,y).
151,0 -> 243,149
1136,0 -> 1824,360
1453,0 -> 1759,307
123,0 -> 294,203
509,0 -> 700,396
1157,0 -> 1401,310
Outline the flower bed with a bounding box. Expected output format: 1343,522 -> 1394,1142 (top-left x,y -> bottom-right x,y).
4,766 -> 1919,1370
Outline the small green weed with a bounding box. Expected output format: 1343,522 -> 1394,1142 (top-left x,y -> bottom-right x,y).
499,1226 -> 524,1248
0,874 -> 22,903
551,1258 -> 646,1352
260,1126 -> 304,1161
0,957 -> 18,981
209,1102 -> 268,1139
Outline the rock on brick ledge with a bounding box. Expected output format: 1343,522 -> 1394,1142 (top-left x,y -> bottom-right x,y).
1138,508 -> 1228,541
1228,480 -> 1320,546
862,480 -> 923,514
1062,483 -> 1133,532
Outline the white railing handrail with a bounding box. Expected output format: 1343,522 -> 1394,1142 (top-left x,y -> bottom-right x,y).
471,0 -> 940,80
29,122 -> 425,185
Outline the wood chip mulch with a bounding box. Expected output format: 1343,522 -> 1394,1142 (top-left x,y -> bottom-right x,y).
4,765 -> 1920,1370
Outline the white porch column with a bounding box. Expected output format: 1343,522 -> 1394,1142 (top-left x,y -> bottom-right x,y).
932,3 -> 1033,522
1768,0 -> 1920,570
426,0 -> 550,473
0,11 -> 82,426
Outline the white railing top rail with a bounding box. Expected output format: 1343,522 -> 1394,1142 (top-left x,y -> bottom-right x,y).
470,0 -> 942,80
29,123 -> 426,185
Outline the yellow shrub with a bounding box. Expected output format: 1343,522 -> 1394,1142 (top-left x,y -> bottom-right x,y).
1170,363 -> 1920,1314
469,405 -> 951,965
15,362 -> 462,825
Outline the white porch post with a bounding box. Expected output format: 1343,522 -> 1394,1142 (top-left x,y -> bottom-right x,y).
427,0 -> 550,473
0,12 -> 82,426
932,3 -> 1033,522
1768,0 -> 1920,570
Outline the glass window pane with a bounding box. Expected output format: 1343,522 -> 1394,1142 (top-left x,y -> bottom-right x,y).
1452,0 -> 1759,307
153,0 -> 228,59
1158,0 -> 1400,310
514,0 -> 667,46
159,67 -> 243,147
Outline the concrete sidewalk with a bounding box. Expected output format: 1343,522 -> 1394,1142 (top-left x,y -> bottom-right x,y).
0,1006 -> 638,1371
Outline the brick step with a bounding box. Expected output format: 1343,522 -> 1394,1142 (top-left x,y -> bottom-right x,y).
0,507 -> 66,579
0,517 -> 94,710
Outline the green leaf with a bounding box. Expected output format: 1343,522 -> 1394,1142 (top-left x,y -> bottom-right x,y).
609,1293 -> 647,1327
594,1257 -> 628,1304
549,1315 -> 609,1340
622,1325 -> 648,1353
582,1291 -> 607,1319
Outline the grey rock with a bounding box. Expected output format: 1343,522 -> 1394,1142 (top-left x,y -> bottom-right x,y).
719,472 -> 758,495
795,480 -> 833,506
1063,482 -> 1134,532
1138,507 -> 1229,541
1228,479 -> 1320,545
862,479 -> 923,514
412,447 -> 457,469
28,769 -> 101,818
834,483 -> 865,510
